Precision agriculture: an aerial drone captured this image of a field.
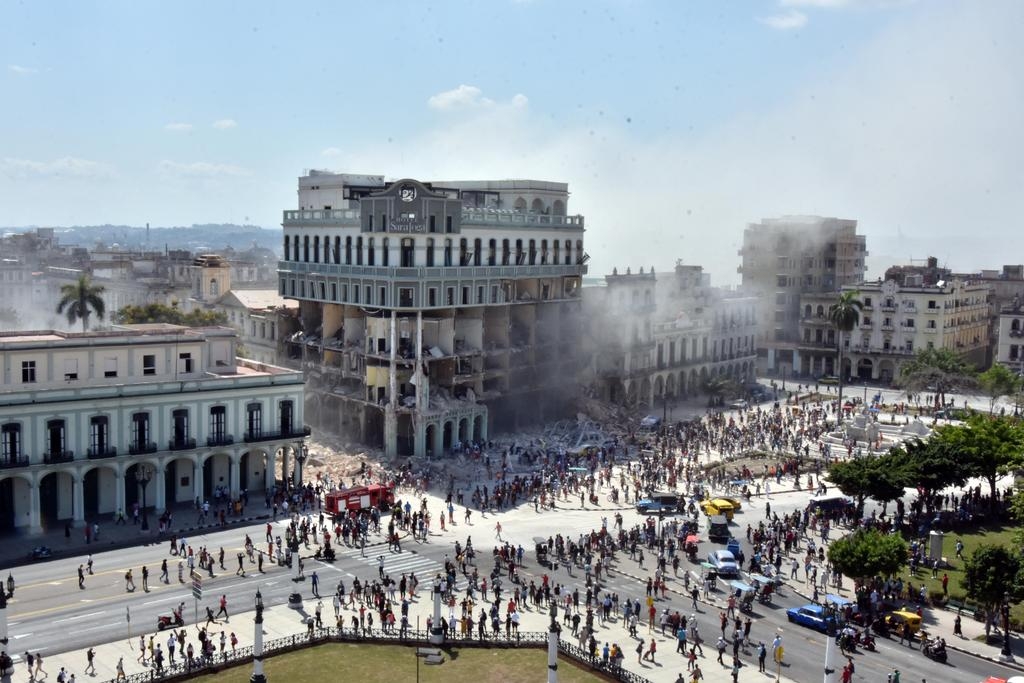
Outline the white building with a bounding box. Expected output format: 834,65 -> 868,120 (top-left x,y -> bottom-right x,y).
0,325 -> 308,534
996,299 -> 1024,375
798,277 -> 991,383
213,289 -> 300,366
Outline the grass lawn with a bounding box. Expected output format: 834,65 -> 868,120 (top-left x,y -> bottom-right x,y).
910,524 -> 1023,622
215,643 -> 606,683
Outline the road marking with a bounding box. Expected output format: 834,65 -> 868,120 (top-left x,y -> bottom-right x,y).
77,621 -> 121,634
55,610 -> 106,623
143,595 -> 181,606
11,633 -> 33,639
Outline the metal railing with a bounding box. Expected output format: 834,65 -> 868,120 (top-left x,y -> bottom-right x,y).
0,456 -> 29,469
243,426 -> 311,443
206,434 -> 235,447
87,446 -> 118,459
42,450 -> 75,464
167,438 -> 197,451
129,442 -> 159,455
94,627 -> 650,683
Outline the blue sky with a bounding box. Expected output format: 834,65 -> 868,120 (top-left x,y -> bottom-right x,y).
2,1 -> 1022,283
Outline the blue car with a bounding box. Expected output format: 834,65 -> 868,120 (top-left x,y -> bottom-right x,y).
786,604 -> 836,633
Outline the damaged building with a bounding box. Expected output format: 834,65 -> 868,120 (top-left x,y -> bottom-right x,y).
278,172 -> 588,457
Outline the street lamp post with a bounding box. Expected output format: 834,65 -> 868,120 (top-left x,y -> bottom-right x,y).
251,589 -> 266,683
135,464 -> 152,531
546,600 -> 560,683
429,576 -> 443,645
287,535 -> 304,608
1001,592 -> 1014,661
295,444 -> 308,488
4,576 -> 13,600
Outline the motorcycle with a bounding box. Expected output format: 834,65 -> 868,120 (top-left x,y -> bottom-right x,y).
157,608 -> 184,631
921,634 -> 948,663
855,630 -> 876,652
314,545 -> 336,561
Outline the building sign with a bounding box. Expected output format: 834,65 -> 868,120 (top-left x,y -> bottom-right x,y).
389,216 -> 425,233
399,184 -> 417,202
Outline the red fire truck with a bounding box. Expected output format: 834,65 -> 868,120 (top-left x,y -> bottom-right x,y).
324,483 -> 396,517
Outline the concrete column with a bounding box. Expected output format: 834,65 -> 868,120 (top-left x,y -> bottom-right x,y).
28,479 -> 41,534
229,455 -> 240,498
432,422 -> 443,456
413,419 -> 426,458
193,460 -> 204,505
415,310 -> 424,412
114,465 -> 126,520
264,450 -> 276,492
72,475 -> 85,525
479,412 -> 489,442
280,447 -> 289,487
794,351 -> 803,375
389,311 -> 398,409
154,464 -> 166,512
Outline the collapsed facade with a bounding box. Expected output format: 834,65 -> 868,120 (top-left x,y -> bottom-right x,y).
278,172 -> 587,457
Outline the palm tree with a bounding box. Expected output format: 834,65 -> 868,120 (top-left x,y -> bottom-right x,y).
56,274 -> 106,332
828,289 -> 864,418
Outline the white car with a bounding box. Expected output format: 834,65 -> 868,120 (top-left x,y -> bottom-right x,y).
708,549 -> 739,576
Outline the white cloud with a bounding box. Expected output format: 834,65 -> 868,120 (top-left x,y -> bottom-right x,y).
8,64 -> 38,76
0,156 -> 113,179
428,85 -> 494,111
321,147 -> 343,157
759,10 -> 808,29
511,93 -> 530,109
212,119 -> 237,129
164,122 -> 193,132
157,160 -> 251,178
336,3 -> 1024,285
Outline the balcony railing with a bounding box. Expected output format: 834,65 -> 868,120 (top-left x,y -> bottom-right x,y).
129,442 -> 159,455
207,434 -> 235,447
168,438 -> 197,451
43,450 -> 75,464
244,426 -> 312,443
0,456 -> 29,469
87,446 -> 118,459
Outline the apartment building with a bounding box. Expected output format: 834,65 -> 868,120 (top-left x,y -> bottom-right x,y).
798,276 -> 990,383
0,325 -> 307,533
996,298 -> 1024,375
584,263 -> 758,409
278,172 -> 587,457
213,289 -> 300,366
738,216 -> 867,376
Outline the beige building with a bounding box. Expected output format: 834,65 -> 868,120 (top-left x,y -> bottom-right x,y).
798,277 -> 991,383
996,299 -> 1024,375
213,289 -> 300,366
737,216 -> 867,377
278,172 -> 587,457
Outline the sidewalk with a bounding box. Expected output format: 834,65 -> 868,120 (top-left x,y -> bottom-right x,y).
30,557 -> 803,683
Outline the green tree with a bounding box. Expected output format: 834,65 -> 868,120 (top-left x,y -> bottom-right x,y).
702,377 -> 739,407
56,274 -> 106,331
827,528 -> 908,584
115,303 -> 227,327
896,347 -> 977,409
895,437 -> 969,505
961,545 -> 1024,612
931,415 -> 1024,509
827,290 -> 863,414
978,364 -> 1022,414
828,452 -> 909,515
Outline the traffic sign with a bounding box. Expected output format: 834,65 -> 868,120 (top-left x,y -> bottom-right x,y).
191,571 -> 203,600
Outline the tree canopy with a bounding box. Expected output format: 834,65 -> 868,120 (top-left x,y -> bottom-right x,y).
930,415 -> 1024,507
115,303 -> 227,327
896,347 -> 977,408
961,544 -> 1024,610
893,437 -> 970,503
827,528 -> 908,583
978,364 -> 1022,414
827,454 -> 908,514
56,275 -> 106,332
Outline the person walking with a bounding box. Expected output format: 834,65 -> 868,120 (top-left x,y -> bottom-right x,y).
141,565 -> 150,592
311,571 -> 320,597
125,568 -> 135,592
216,594 -> 229,621
160,559 -> 169,583
115,656 -> 126,681
85,647 -> 96,675
78,564 -> 86,589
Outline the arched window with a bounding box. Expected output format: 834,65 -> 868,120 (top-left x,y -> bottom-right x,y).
283,236 -> 290,261
210,278 -> 219,296
1013,319 -> 1021,331
367,237 -> 375,266
816,305 -> 824,317
515,240 -> 524,265
514,197 -> 527,213
565,240 -> 572,265
804,305 -> 812,318
488,239 -> 496,266
502,239 -> 510,265
426,238 -> 435,267
552,199 -> 566,216
303,235 -> 310,262
293,235 -> 300,263
356,236 -> 363,265
333,236 -> 341,264
345,236 -> 352,264
540,239 -> 548,265
381,238 -> 389,267
575,240 -> 583,264
473,238 -> 482,266
459,238 -> 468,266
531,198 -> 544,213
553,240 -> 560,265
313,236 -> 320,263
528,239 -> 537,265
444,239 -> 453,267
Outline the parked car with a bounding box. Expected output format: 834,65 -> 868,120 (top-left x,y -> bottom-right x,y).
707,550 -> 739,577
786,604 -> 837,633
636,492 -> 681,515
701,498 -> 736,520
728,399 -> 749,410
718,496 -> 743,512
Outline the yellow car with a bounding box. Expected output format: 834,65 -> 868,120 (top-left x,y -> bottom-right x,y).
885,610 -> 922,635
701,498 -> 736,521
718,496 -> 743,512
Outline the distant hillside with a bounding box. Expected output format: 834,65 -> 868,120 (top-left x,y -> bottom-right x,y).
2,223 -> 283,255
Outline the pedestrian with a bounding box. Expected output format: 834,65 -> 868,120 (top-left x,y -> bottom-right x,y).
35,652 -> 45,677
160,559 -> 169,583
954,614 -> 963,637
216,594 -> 229,621
87,554 -> 93,574
141,565 -> 149,592
237,552 -> 246,576
23,652 -> 34,681
115,656 -> 126,681
78,564 -> 85,589
125,568 -> 135,592
758,642 -> 766,672
85,647 -> 96,675
311,571 -> 320,597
